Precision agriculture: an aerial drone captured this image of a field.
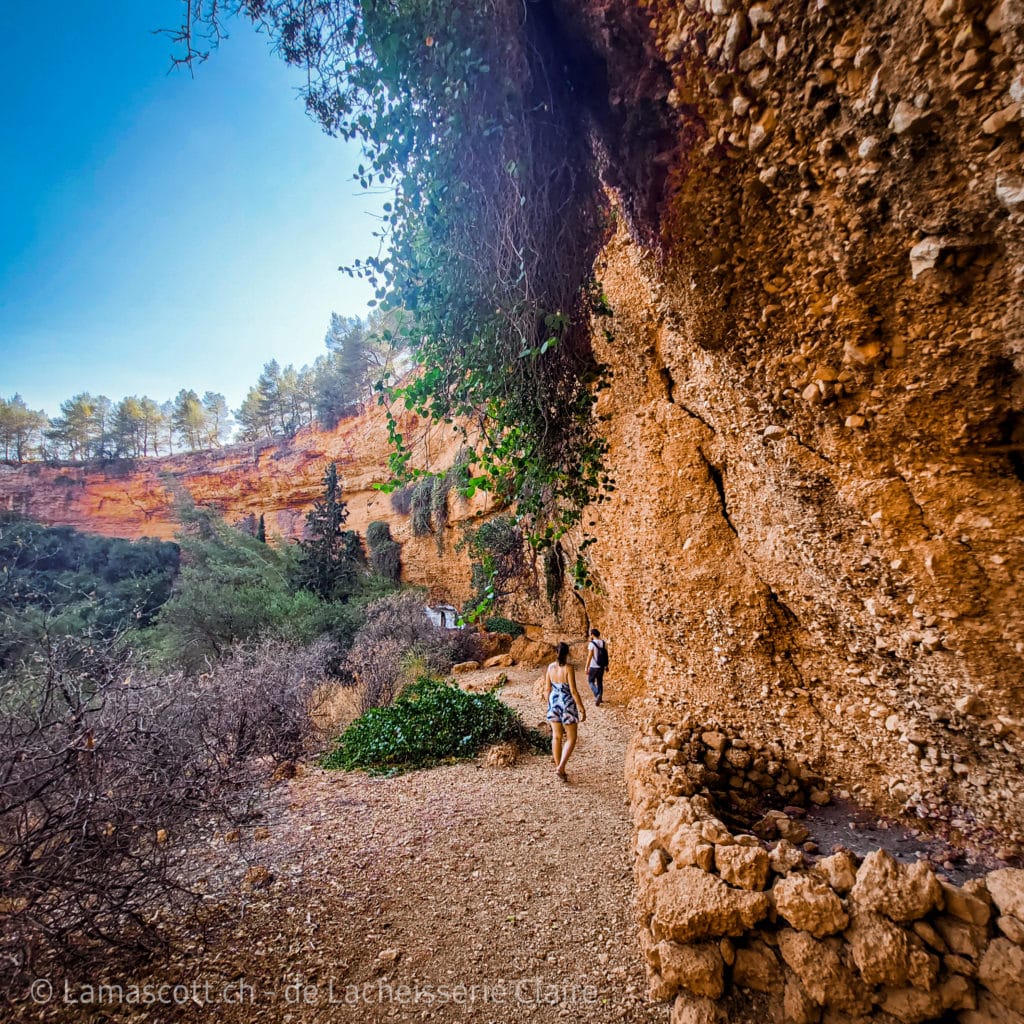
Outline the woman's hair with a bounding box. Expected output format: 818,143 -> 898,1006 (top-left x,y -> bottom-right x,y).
557,641 -> 569,666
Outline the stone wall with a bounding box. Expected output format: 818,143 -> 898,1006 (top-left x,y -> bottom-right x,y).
630,708 -> 1024,1023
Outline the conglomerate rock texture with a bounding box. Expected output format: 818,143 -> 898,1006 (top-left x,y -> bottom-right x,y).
555,0 -> 1024,854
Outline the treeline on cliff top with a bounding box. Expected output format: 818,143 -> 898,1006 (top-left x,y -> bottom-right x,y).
2,310 -> 406,465
0,460 -> 509,984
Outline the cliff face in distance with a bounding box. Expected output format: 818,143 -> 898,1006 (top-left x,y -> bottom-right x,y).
0,405 -> 483,608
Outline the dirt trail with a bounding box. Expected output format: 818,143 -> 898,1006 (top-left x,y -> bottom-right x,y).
36,668 -> 665,1023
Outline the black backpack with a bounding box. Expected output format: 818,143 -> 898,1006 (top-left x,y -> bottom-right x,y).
595,639 -> 609,669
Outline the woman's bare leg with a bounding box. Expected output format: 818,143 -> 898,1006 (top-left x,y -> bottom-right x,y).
557,723 -> 578,775
551,722 -> 564,768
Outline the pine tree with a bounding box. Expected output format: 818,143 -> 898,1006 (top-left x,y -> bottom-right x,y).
293,462 -> 363,601
201,391 -> 231,446
256,514 -> 267,544
172,389 -> 206,450
0,395 -> 48,463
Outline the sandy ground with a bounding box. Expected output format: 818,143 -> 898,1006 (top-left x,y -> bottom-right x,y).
21,668 -> 668,1024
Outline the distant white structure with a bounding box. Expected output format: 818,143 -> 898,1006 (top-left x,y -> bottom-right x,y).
425,604 -> 461,629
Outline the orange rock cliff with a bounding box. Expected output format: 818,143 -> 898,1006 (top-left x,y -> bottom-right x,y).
0,407 -> 483,607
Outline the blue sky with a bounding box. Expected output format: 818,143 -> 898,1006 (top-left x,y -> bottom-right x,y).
0,1 -> 380,418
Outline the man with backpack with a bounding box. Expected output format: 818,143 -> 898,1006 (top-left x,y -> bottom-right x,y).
587,628 -> 609,706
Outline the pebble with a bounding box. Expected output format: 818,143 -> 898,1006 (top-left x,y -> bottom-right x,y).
981,102 -> 1021,134
995,173 -> 1024,212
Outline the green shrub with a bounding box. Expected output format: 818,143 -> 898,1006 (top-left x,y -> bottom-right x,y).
430,470 -> 453,552
0,514 -> 179,667
344,590 -> 482,711
458,516 -> 528,620
366,520 -> 392,547
366,520 -> 402,582
320,675 -> 542,774
484,616 -> 524,638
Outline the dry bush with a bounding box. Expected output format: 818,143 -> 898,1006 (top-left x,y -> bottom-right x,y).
345,591 -> 484,712
389,483 -> 415,516
199,636 -> 334,764
0,634 -> 334,989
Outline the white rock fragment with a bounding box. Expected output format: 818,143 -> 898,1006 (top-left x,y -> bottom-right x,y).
996,173 -> 1024,212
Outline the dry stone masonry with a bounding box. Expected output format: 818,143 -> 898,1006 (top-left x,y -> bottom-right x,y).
630,709 -> 1024,1022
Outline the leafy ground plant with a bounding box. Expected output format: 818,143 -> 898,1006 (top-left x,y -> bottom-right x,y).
320,676 -> 543,774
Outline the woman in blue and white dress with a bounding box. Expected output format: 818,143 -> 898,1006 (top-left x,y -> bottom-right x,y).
545,641 -> 586,780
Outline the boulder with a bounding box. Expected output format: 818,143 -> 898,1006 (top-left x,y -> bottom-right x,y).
650,867 -> 771,943
670,993 -> 724,1024
649,848 -> 670,876
814,849 -> 858,893
667,825 -> 715,871
881,986 -> 944,1023
996,173 -> 1024,212
657,941 -> 725,998
773,874 -> 849,937
483,741 -> 517,767
732,940 -> 784,993
960,990 -> 1024,1024
775,816 -> 810,844
939,974 -> 975,1012
912,919 -> 948,953
637,829 -> 660,858
978,938 -> 1024,1013
769,840 -> 804,875
482,653 -> 514,668
701,731 -> 728,752
997,913 -> 1024,945
699,819 -> 734,844
847,909 -> 911,986
908,945 -> 941,990
647,962 -> 677,1002
508,636 -> 555,667
935,914 -> 987,959
777,929 -> 871,1014
910,236 -> 945,278
653,799 -> 702,845
942,881 -> 991,927
715,844 -> 770,891
783,973 -> 818,1024
451,660 -> 480,673
986,868 -> 1024,920
891,100 -> 937,135
850,849 -> 942,922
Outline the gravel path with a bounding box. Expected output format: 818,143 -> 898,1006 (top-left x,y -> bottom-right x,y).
28,668 -> 666,1023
